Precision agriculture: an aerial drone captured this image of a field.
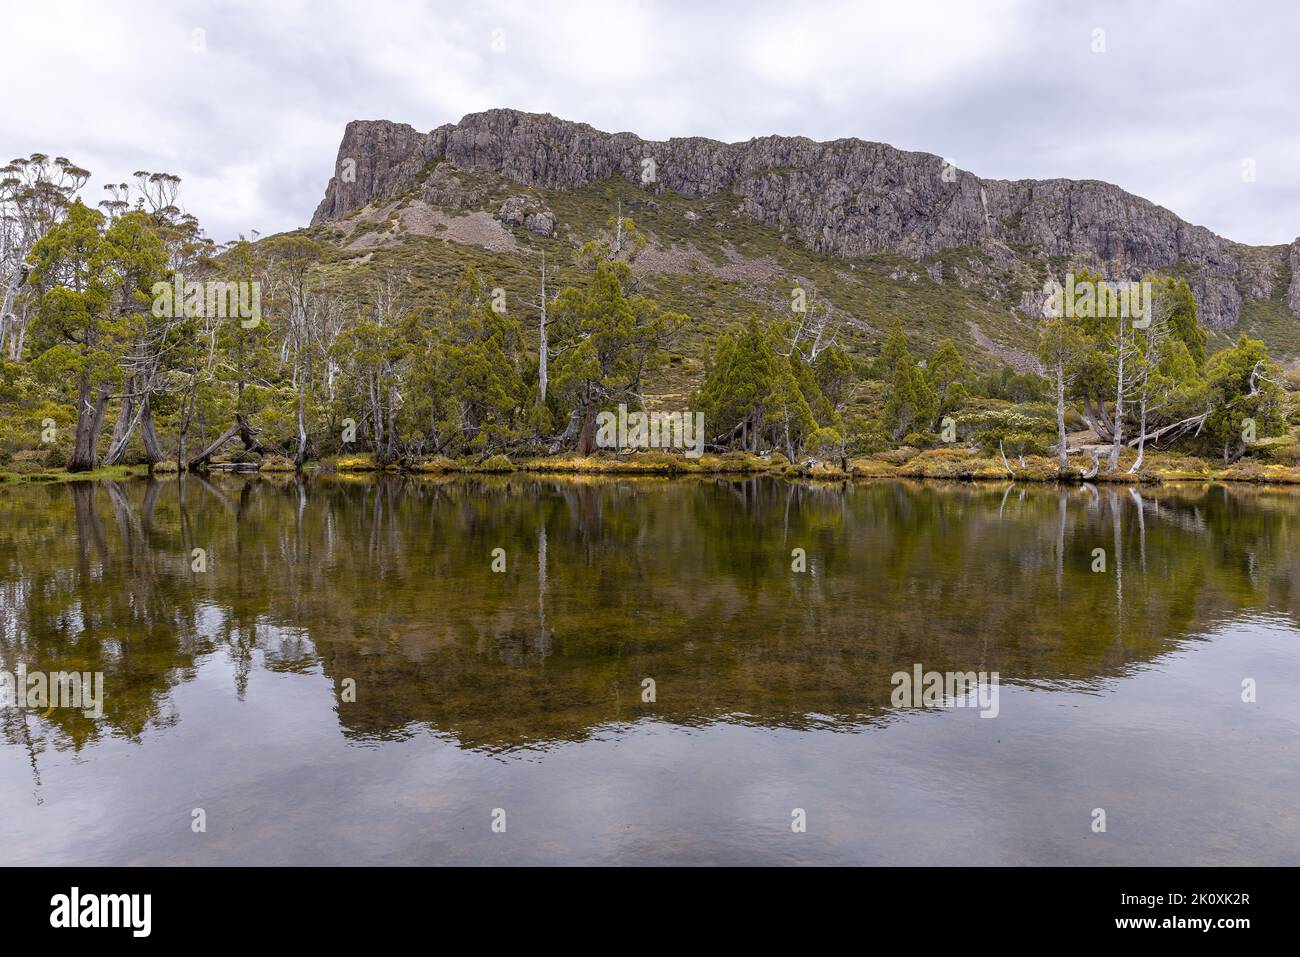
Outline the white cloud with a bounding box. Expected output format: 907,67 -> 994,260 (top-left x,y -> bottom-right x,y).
2,0 -> 1295,246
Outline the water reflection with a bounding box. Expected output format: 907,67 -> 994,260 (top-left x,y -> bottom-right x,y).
3,475 -> 1299,865
3,474 -> 1298,757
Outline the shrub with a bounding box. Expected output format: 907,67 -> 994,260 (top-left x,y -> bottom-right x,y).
629,450 -> 689,472
411,455 -> 457,473
44,446 -> 68,469
810,427 -> 843,458
902,431 -> 936,449
480,454 -> 514,472
971,365 -> 1050,402
985,431 -> 1051,458
874,446 -> 919,465
1257,443 -> 1300,466
717,452 -> 764,472
333,454 -> 380,471
260,455 -> 296,473
847,427 -> 892,455
912,447 -> 973,462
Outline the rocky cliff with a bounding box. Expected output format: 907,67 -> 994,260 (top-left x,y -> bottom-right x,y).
312,109 -> 1298,330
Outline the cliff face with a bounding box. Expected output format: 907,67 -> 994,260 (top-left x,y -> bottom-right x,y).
1289,239 -> 1300,314
312,109 -> 1297,329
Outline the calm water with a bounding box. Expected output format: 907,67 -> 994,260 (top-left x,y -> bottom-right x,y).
1,474 -> 1297,865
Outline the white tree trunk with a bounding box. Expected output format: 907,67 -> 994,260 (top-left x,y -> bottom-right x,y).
1055,353 -> 1068,470
538,252 -> 548,401
1129,395 -> 1148,474
1109,336 -> 1125,471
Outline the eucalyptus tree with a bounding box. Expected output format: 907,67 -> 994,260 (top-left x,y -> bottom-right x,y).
27,201 -> 167,470
1037,315 -> 1088,469
261,236 -> 326,466
101,171 -> 211,466
336,269 -> 413,462
0,154 -> 90,360
1125,277 -> 1202,472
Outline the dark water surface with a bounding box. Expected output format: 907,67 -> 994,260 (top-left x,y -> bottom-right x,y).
1,474 -> 1297,865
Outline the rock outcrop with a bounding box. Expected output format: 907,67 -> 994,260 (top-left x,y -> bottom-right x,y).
498,195 -> 555,237
1289,239 -> 1300,315
313,109 -> 1298,328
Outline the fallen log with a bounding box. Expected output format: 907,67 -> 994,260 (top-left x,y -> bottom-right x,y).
187,415 -> 267,471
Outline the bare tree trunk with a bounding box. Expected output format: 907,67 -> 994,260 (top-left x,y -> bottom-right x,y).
295,356 -> 309,467
1085,393 -> 1116,442
547,408 -> 581,454
1129,395 -> 1148,474
576,404 -> 597,455
538,252 -> 548,402
69,382 -> 110,472
0,276 -> 19,358
1055,354 -> 1068,471
385,383 -> 398,462
139,398 -> 164,465
10,312 -> 27,361
105,393 -> 135,466
369,372 -> 383,455
188,422 -> 241,470
1108,344 -> 1125,471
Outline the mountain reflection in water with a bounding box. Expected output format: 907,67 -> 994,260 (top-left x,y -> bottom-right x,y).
1,475 -> 1297,865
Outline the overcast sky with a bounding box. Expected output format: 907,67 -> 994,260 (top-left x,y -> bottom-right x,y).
5,0 -> 1296,246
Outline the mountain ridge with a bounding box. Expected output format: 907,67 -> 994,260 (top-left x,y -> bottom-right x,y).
311,108 -> 1300,331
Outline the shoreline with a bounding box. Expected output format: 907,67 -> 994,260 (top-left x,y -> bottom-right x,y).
6,452 -> 1300,488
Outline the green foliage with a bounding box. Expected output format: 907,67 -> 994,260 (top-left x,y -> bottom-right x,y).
973,363 -> 1049,402
926,338 -> 968,428
1198,335 -> 1286,462
880,326 -> 936,440
1155,276 -> 1205,366
27,202 -> 168,469
551,256 -> 685,449
7,160 -> 1294,476
695,315 -> 843,456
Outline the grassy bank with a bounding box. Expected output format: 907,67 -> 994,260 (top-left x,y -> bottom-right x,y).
0,463 -> 149,485
304,447 -> 1300,484
7,448 -> 1300,487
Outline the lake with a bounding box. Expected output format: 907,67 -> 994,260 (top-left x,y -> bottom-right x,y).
1,474 -> 1297,865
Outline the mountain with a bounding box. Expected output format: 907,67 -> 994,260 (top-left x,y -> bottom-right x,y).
306,108 -> 1300,368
